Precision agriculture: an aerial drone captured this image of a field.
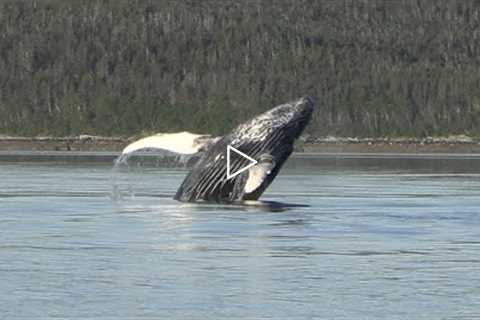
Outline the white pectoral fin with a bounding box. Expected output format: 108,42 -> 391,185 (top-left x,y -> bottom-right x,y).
122,131 -> 219,155
244,162 -> 274,194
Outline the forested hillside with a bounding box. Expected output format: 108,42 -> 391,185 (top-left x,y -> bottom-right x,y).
1,0 -> 479,137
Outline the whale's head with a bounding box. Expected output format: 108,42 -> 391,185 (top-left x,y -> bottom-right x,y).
230,96 -> 315,150
174,97 -> 315,203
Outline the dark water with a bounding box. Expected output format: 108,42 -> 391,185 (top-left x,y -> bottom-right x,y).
1,154 -> 479,319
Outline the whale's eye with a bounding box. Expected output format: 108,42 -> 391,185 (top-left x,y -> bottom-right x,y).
259,154 -> 275,166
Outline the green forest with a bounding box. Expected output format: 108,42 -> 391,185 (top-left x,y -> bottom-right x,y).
1,0 -> 479,137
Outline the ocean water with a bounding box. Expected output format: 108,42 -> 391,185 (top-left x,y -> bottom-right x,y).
0,154 -> 479,319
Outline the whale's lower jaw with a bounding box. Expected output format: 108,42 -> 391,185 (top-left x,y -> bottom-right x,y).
174,97 -> 315,203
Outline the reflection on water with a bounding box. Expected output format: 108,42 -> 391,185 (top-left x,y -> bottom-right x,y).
0,154 -> 479,319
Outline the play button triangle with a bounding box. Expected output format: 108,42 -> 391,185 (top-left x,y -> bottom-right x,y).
226,145 -> 258,180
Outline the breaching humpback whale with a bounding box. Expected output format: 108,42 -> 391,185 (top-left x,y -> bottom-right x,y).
121,97 -> 315,203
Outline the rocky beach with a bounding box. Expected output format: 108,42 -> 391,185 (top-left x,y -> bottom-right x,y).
1,135 -> 479,154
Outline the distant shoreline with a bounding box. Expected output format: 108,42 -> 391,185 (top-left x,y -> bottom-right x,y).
1,135 -> 480,154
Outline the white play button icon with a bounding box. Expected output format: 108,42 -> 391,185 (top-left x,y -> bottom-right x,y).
226,145 -> 258,180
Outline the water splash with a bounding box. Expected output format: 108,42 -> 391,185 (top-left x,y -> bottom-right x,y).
110,154 -> 132,201
110,150 -> 198,201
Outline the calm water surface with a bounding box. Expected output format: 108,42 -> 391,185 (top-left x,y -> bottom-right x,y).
1,155 -> 479,319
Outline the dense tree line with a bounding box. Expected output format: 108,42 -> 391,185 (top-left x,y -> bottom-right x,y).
0,0 -> 479,137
